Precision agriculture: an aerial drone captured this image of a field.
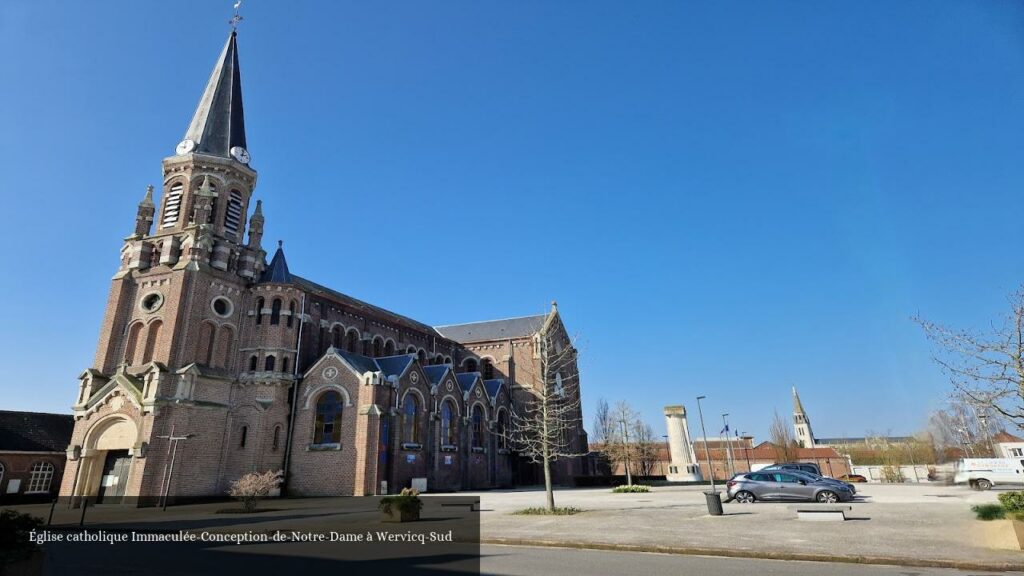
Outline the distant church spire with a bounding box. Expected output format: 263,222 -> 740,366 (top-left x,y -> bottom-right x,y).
179,31 -> 247,159
792,386 -> 816,448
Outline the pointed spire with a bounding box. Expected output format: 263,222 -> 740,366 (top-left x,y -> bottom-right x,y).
247,199 -> 264,248
261,240 -> 291,283
181,31 -> 247,159
140,185 -> 155,207
792,386 -> 806,415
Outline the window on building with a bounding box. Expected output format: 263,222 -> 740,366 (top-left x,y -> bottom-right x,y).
465,359 -> 478,373
282,357 -> 290,374
249,355 -> 258,371
26,462 -> 54,494
1012,448 -> 1024,457
441,401 -> 456,446
472,405 -> 485,448
265,355 -> 276,371
161,183 -> 184,228
287,300 -> 296,328
332,326 -> 343,348
347,331 -> 358,353
373,338 -> 382,358
270,298 -> 282,325
255,297 -> 264,325
481,359 -> 494,380
498,411 -> 510,450
314,391 -> 344,444
554,372 -> 565,397
224,190 -> 244,235
417,349 -> 426,363
272,425 -> 282,451
384,340 -> 395,356
403,395 -> 419,444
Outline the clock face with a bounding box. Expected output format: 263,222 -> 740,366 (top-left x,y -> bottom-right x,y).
176,139 -> 196,155
230,146 -> 250,164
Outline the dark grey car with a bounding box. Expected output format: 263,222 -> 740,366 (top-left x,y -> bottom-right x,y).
726,471 -> 854,503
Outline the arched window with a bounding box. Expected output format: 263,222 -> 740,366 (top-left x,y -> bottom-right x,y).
26,462 -> 54,494
403,395 -> 419,443
373,338 -> 383,358
287,300 -> 296,328
482,359 -> 494,380
214,325 -> 234,369
441,401 -> 456,446
239,426 -> 248,448
272,425 -> 282,451
554,372 -> 565,397
249,355 -> 258,371
331,326 -> 343,348
362,338 -> 371,356
198,322 -> 216,365
472,405 -> 485,448
270,299 -> 282,325
417,349 -> 426,363
255,297 -> 264,325
499,411 -> 510,449
161,183 -> 183,228
224,189 -> 244,235
406,346 -> 416,354
444,356 -> 453,365
314,391 -> 344,444
265,355 -> 276,372
124,322 -> 143,365
282,356 -> 290,374
142,320 -> 162,364
346,330 -> 359,353
384,340 -> 395,356
464,359 -> 478,373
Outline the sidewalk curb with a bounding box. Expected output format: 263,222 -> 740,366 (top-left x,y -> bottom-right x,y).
480,538 -> 1024,572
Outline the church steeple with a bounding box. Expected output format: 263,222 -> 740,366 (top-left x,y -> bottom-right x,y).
176,31 -> 248,161
792,386 -> 815,448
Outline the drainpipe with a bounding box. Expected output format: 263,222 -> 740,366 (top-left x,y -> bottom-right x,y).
281,292 -> 306,495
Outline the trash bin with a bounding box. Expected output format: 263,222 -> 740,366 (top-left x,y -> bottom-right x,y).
704,491 -> 723,516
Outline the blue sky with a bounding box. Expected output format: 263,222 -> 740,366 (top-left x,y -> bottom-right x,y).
2,1 -> 1023,441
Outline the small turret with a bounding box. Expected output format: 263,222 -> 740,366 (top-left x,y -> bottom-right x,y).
247,199 -> 264,248
133,185 -> 156,238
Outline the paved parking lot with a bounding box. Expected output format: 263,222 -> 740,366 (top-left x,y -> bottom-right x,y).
460,483 -> 1021,568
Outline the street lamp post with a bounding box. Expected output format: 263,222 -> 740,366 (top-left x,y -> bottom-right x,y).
661,435 -> 669,476
696,396 -> 722,515
721,413 -> 735,478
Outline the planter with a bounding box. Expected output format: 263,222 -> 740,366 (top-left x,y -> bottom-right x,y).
381,508 -> 420,523
975,519 -> 1024,550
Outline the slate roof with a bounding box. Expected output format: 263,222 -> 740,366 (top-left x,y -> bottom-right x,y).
422,364 -> 451,386
183,31 -> 247,158
456,372 -> 480,393
293,275 -> 440,335
435,314 -> 547,343
261,243 -> 292,283
0,411 -> 74,453
483,379 -> 504,401
334,349 -> 379,374
375,355 -> 415,380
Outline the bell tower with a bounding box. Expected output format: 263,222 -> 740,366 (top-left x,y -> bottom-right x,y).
792,387 -> 816,448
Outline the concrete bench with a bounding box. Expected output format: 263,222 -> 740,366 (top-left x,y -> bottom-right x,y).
791,505 -> 851,521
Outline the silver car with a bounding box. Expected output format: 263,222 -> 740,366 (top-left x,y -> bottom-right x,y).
783,468 -> 857,495
727,471 -> 855,503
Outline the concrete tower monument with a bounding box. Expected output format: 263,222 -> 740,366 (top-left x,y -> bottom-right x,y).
664,405 -> 702,482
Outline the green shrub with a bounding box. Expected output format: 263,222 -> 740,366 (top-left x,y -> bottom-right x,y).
612,485 -> 651,493
998,491 -> 1024,512
972,504 -> 1006,521
512,507 -> 582,516
379,488 -> 423,515
0,509 -> 44,565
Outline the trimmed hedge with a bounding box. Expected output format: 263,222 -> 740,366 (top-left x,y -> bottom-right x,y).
998,491 -> 1024,512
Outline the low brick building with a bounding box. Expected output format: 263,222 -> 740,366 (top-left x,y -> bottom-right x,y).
0,411 -> 74,503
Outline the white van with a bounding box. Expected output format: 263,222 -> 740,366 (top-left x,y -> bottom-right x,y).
953,458 -> 1024,490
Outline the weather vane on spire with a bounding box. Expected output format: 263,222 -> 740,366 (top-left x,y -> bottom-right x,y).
229,0 -> 244,30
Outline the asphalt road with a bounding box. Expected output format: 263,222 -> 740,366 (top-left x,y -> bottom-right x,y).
480,545 -> 1021,576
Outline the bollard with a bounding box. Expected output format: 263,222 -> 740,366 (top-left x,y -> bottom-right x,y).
704,491 -> 723,516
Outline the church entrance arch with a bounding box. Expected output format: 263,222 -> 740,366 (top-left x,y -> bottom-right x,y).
79,416 -> 138,503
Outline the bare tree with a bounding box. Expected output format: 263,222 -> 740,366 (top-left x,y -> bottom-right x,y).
928,393 -> 1002,458
916,286 -> 1024,430
510,319 -> 585,512
227,470 -> 282,512
592,398 -> 615,445
769,410 -> 797,462
632,420 -> 661,477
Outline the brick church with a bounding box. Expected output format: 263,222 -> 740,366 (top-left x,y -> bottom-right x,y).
58,30 -> 586,504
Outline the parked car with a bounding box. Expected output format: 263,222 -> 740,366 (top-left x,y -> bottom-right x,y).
838,474 -> 868,483
784,468 -> 856,494
761,462 -> 823,476
726,471 -> 854,503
